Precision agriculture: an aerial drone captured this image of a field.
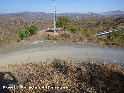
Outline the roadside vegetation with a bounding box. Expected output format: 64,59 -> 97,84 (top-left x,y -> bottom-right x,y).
19,24 -> 38,40
51,16 -> 124,48
0,60 -> 124,93
107,30 -> 124,43
97,29 -> 124,47
56,16 -> 94,38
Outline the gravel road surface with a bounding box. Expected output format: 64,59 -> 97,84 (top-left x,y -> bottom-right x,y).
0,36 -> 124,66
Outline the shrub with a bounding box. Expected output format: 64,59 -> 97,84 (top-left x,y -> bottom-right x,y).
67,25 -> 91,37
98,38 -> 108,42
56,16 -> 72,29
56,16 -> 93,38
0,38 -> 2,44
0,38 -> 2,41
18,24 -> 38,40
80,28 -> 90,37
19,29 -> 30,40
26,24 -> 38,35
107,30 -> 124,43
67,25 -> 80,34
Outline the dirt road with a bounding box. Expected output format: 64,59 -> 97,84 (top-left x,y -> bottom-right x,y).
0,36 -> 124,66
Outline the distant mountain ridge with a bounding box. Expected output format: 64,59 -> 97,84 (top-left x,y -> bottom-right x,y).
0,12 -> 53,22
0,11 -> 124,23
102,10 -> 124,15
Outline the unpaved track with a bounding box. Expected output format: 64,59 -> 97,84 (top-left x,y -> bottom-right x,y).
0,36 -> 124,66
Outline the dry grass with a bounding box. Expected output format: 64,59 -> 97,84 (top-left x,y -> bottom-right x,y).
0,60 -> 124,93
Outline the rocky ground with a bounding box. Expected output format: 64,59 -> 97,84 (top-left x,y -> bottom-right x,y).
0,60 -> 124,93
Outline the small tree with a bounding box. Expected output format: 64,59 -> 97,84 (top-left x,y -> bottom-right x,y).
26,24 -> 38,35
19,29 -> 30,40
56,16 -> 72,29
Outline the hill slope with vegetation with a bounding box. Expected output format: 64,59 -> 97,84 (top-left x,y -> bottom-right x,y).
0,12 -> 124,48
44,16 -> 124,48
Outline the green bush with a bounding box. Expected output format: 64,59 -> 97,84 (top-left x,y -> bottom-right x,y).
107,30 -> 124,43
19,29 -> 30,40
80,28 -> 90,37
18,24 -> 38,40
56,16 -> 93,38
0,38 -> 2,44
56,16 -> 72,29
67,25 -> 90,37
98,38 -> 108,42
67,25 -> 80,34
26,24 -> 38,35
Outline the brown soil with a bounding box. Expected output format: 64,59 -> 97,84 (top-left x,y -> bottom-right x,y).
0,60 -> 124,93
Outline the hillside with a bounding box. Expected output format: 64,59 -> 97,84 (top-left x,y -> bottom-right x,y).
0,12 -> 54,40
0,11 -> 124,48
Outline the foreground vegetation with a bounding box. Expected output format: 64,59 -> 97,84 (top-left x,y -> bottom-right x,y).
0,60 -> 124,93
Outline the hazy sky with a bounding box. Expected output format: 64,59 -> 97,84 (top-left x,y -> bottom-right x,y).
0,0 -> 124,13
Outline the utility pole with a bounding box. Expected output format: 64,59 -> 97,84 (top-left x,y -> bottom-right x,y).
53,0 -> 56,34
